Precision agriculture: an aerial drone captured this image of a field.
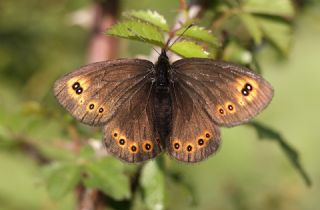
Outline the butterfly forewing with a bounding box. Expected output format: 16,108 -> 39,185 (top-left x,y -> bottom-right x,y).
54,59 -> 154,126
172,58 -> 274,127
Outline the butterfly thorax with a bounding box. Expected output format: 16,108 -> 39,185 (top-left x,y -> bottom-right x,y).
154,49 -> 171,88
152,49 -> 172,144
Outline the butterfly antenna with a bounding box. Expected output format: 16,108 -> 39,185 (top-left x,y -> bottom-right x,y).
164,23 -> 194,51
127,28 -> 160,55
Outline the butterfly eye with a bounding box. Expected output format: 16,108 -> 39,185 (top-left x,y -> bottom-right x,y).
72,82 -> 80,90
205,133 -> 211,138
173,141 -> 181,150
111,129 -> 120,139
142,141 -> 153,152
241,89 -> 249,96
145,144 -> 151,150
245,83 -> 253,91
116,135 -> 127,148
87,102 -> 97,111
75,87 -> 83,94
129,144 -> 139,154
119,138 -> 126,145
113,132 -> 118,138
198,138 -> 204,146
225,103 -> 236,113
186,145 -> 193,152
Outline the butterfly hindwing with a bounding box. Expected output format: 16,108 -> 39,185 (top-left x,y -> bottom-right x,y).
53,59 -> 154,126
172,58 -> 274,127
168,82 -> 221,163
103,84 -> 164,163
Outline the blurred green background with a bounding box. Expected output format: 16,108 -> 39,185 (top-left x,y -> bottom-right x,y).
0,0 -> 319,210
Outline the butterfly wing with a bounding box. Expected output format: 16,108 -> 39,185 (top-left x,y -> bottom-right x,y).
103,85 -> 164,163
53,59 -> 154,126
168,81 -> 221,163
171,58 -> 274,127
54,59 -> 163,162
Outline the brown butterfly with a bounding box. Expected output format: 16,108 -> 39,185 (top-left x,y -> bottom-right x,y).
54,43 -> 273,163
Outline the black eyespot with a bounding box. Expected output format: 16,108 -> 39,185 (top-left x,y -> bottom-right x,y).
76,87 -> 83,94
198,139 -> 204,146
174,143 -> 180,149
145,143 -> 151,151
72,82 -> 80,90
89,104 -> 95,110
219,108 -> 224,114
131,145 -> 137,152
119,139 -> 125,145
205,133 -> 210,138
228,105 -> 234,111
99,108 -> 104,113
241,89 -> 249,96
187,145 -> 193,152
113,132 -> 118,137
245,83 -> 253,91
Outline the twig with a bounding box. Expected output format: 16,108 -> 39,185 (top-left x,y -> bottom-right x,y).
76,1 -> 120,210
87,0 -> 119,63
12,134 -> 51,165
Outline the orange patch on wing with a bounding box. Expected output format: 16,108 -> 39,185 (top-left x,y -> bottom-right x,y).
128,143 -> 139,154
172,139 -> 182,151
185,142 -> 195,153
142,140 -> 153,152
67,77 -> 90,99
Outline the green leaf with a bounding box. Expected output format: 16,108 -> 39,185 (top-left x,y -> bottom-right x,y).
0,125 -> 14,148
255,17 -> 292,55
223,41 -> 252,64
43,162 -> 81,199
175,26 -> 219,46
140,160 -> 166,210
170,41 -> 210,58
167,172 -> 198,206
79,144 -> 95,159
124,10 -> 169,31
83,157 -> 131,200
239,13 -> 263,44
249,121 -> 312,186
242,0 -> 295,18
107,20 -> 164,47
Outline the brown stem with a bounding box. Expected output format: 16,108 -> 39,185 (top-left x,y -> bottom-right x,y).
76,1 -> 120,210
12,134 -> 51,165
87,0 -> 119,63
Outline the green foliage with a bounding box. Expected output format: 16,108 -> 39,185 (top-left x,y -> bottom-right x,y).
107,10 -> 218,58
140,159 -> 166,210
249,122 -> 311,186
107,20 -> 164,46
242,0 -> 295,18
123,10 -> 169,31
171,41 -> 210,58
43,162 -> 82,199
84,157 -> 131,200
43,145 -> 132,201
175,26 -> 219,46
0,1 -> 317,210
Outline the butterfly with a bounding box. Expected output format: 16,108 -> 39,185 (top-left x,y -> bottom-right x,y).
54,41 -> 273,163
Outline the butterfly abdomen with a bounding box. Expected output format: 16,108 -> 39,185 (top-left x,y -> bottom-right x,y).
152,49 -> 173,144
152,86 -> 172,144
